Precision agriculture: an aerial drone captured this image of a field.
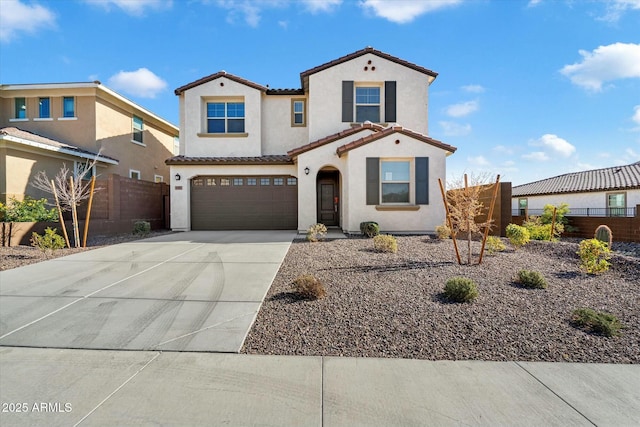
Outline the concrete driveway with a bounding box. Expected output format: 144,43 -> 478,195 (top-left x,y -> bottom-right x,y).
0,230 -> 296,352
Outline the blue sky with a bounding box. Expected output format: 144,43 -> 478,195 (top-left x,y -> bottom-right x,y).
1,0 -> 639,185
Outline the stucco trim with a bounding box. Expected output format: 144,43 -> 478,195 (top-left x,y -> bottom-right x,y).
175,71 -> 267,95
375,205 -> 421,211
287,122 -> 385,157
336,125 -> 457,156
196,132 -> 249,138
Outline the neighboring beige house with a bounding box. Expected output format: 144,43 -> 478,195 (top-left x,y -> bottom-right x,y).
0,82 -> 179,203
168,47 -> 457,233
512,162 -> 640,217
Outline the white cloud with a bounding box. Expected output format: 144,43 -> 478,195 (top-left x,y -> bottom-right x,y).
468,155 -> 490,167
632,105 -> 640,131
0,0 -> 56,43
560,43 -> 640,92
446,100 -> 479,118
439,121 -> 471,137
527,0 -> 543,7
522,151 -> 549,162
461,84 -> 485,93
599,0 -> 640,23
278,20 -> 288,29
493,145 -> 514,155
359,0 -> 462,24
107,68 -> 167,98
301,0 -> 342,13
531,134 -> 576,157
83,0 -> 172,16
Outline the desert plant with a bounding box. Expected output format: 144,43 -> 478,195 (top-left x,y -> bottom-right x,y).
523,216 -> 564,241
594,224 -> 613,248
360,221 -> 380,238
133,220 -> 151,237
506,223 -> 530,249
515,269 -> 548,289
571,308 -> 623,337
373,234 -> 398,253
435,223 -> 451,239
578,238 -> 611,274
443,277 -> 478,303
0,196 -> 58,222
306,223 -> 327,242
31,227 -> 66,253
485,235 -> 506,254
293,274 -> 326,300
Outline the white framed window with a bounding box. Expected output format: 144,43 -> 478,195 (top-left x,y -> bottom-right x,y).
36,97 -> 51,120
607,192 -> 626,217
154,175 -> 164,183
291,99 -> 306,126
355,86 -> 380,123
74,161 -> 95,179
206,101 -> 245,133
129,169 -> 141,180
132,115 -> 144,144
381,160 -> 410,204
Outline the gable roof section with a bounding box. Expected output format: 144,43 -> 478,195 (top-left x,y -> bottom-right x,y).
512,162 -> 640,197
287,122 -> 385,157
174,71 -> 267,95
165,155 -> 293,166
0,127 -> 118,164
335,125 -> 457,156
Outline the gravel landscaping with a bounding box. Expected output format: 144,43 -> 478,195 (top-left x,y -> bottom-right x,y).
242,236 -> 640,363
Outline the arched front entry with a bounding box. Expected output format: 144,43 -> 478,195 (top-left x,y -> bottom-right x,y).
316,168 -> 340,226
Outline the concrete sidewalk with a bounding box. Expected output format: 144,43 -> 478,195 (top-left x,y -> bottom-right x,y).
1,347 -> 638,427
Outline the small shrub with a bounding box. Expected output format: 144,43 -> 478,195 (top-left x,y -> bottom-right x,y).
515,270 -> 548,289
373,234 -> 398,253
293,274 -> 326,300
443,277 -> 478,303
31,227 -> 66,253
435,223 -> 451,239
360,221 -> 380,238
0,196 -> 58,222
523,216 -> 564,241
306,223 -> 327,242
571,308 -> 623,337
485,235 -> 506,254
133,220 -> 151,237
578,238 -> 611,274
594,224 -> 613,248
506,223 -> 530,249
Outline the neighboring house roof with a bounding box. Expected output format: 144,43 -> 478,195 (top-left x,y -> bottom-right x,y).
0,127 -> 119,164
287,122 -> 385,157
512,162 -> 640,197
165,155 -> 293,166
174,71 -> 268,95
335,125 -> 457,156
265,88 -> 305,95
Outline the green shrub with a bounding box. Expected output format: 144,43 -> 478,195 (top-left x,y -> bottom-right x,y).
360,221 -> 380,238
306,223 -> 327,242
435,223 -> 451,239
523,216 -> 564,241
515,270 -> 548,289
373,234 -> 398,253
133,220 -> 151,237
31,227 -> 66,252
0,196 -> 58,222
293,274 -> 326,300
594,224 -> 613,248
485,235 -> 506,254
571,308 -> 623,337
443,277 -> 478,303
506,223 -> 530,249
578,238 -> 611,274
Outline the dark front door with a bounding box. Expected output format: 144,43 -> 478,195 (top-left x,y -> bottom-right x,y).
317,172 -> 338,226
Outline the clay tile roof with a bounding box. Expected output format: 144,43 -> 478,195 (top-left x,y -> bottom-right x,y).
299,47 -> 438,82
287,122 -> 385,157
336,125 -> 456,156
0,127 -> 118,162
174,71 -> 267,95
165,155 -> 293,166
265,88 -> 305,95
512,162 -> 640,197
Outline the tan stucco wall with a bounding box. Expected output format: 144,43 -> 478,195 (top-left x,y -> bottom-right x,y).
261,94 -> 309,154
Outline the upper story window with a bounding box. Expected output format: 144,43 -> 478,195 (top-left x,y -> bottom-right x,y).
38,97 -> 50,118
63,97 -> 75,118
173,136 -> 180,155
381,160 -> 410,203
207,102 -> 245,133
292,99 -> 306,126
14,98 -> 26,119
355,87 -> 380,123
132,115 -> 144,144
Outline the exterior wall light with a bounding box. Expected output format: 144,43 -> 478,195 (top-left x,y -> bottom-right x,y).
304,167 -> 310,175
175,173 -> 181,181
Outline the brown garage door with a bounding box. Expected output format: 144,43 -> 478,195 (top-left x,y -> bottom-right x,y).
191,176 -> 298,230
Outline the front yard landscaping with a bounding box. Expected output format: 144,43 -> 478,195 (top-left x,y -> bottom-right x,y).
242,236 -> 640,363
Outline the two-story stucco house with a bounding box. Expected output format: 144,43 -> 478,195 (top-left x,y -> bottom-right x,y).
0,82 -> 179,203
168,47 -> 457,233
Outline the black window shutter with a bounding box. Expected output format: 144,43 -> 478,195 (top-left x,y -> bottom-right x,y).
384,81 -> 396,122
415,157 -> 429,205
342,81 -> 354,122
366,157 -> 380,205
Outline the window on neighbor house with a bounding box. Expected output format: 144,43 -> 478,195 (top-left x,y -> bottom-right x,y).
132,116 -> 144,144
380,160 -> 410,203
63,97 -> 75,118
39,97 -> 51,118
607,192 -> 626,217
74,161 -> 95,179
154,175 -> 164,183
355,87 -> 380,123
207,102 -> 245,133
129,170 -> 141,180
518,198 -> 528,216
173,136 -> 180,155
292,99 -> 305,126
14,98 -> 26,119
